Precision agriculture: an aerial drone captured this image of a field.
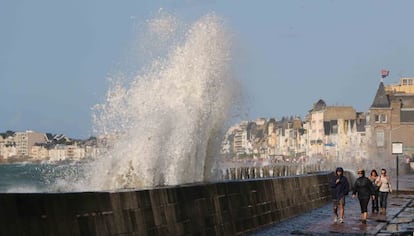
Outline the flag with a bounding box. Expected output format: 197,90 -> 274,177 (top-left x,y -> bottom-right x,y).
381,69 -> 390,78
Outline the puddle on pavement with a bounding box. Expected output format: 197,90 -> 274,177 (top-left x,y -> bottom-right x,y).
385,223 -> 414,233
390,217 -> 413,224
399,212 -> 414,218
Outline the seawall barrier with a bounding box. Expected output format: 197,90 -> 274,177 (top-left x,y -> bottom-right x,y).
0,171 -> 353,235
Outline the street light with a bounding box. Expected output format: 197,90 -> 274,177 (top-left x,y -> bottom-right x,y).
389,124 -> 405,192
392,142 -> 403,195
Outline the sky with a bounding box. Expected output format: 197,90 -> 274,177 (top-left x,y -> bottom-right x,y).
1,0 -> 414,139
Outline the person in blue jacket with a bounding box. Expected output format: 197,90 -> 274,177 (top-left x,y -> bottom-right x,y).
330,167 -> 350,223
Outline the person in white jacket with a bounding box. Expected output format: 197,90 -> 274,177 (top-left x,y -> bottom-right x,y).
375,168 -> 392,215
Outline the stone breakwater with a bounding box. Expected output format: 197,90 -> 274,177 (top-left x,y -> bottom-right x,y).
0,171 -> 347,235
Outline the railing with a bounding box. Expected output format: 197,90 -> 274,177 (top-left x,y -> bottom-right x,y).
220,163 -> 325,180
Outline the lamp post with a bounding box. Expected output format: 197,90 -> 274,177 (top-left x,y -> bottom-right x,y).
392,142 -> 403,195
389,124 -> 405,192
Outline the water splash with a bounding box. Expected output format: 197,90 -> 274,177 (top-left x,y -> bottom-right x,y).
71,12 -> 240,191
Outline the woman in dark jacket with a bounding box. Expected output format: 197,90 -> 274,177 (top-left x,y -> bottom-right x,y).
368,169 -> 380,213
352,168 -> 376,224
330,167 -> 349,223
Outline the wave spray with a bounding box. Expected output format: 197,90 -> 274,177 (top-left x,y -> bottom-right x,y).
72,12 -> 239,191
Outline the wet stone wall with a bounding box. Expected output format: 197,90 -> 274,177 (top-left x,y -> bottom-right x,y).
0,172 -> 336,236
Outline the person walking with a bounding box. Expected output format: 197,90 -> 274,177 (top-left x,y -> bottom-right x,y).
368,169 -> 380,213
376,168 -> 392,215
330,167 -> 349,223
352,168 -> 375,224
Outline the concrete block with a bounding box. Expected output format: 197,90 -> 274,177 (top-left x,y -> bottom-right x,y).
77,215 -> 97,236
142,207 -> 155,229
216,182 -> 226,195
135,190 -> 151,208
166,188 -> 177,204
119,191 -> 139,209
16,193 -> 46,217
218,195 -> 229,211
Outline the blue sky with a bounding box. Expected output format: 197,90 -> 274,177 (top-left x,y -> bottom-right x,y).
1,0 -> 414,139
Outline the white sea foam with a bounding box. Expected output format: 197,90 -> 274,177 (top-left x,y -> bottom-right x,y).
66,12 -> 240,191
6,186 -> 41,193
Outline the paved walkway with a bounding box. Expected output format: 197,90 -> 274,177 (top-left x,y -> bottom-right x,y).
251,174 -> 414,236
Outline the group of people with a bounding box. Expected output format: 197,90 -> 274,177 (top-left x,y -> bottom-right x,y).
330,167 -> 392,224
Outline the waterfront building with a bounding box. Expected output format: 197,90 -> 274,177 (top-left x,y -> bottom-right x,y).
250,118 -> 268,159
65,144 -> 86,160
48,144 -> 67,162
0,135 -> 17,160
275,116 -> 304,158
266,118 -> 277,156
85,145 -> 99,159
221,75 -> 413,172
0,135 -> 4,159
232,121 -> 251,157
369,77 -> 414,174
14,130 -> 47,158
30,145 -> 49,161
305,100 -> 366,162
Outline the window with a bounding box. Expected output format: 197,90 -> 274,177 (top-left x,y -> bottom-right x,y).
401,109 -> 414,122
380,114 -> 387,123
332,125 -> 338,134
376,130 -> 384,147
402,78 -> 413,85
374,114 -> 387,123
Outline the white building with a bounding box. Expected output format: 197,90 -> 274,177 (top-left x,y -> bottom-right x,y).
14,130 -> 47,157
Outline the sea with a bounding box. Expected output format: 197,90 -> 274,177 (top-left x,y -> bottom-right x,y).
0,162 -> 85,193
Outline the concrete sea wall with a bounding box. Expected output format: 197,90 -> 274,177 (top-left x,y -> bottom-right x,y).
0,171 -> 344,236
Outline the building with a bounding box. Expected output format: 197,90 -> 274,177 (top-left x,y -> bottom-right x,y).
233,121 -> 249,156
305,99 -> 366,162
48,144 -> 67,162
275,116 -> 304,158
220,75 -> 414,174
369,77 -> 414,174
30,145 -> 49,161
14,131 -> 47,158
266,118 -> 277,156
0,134 -> 17,160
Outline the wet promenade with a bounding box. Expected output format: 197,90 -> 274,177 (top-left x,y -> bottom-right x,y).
251,174 -> 414,236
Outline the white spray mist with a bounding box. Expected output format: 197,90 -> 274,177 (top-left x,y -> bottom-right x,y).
74,12 -> 240,191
